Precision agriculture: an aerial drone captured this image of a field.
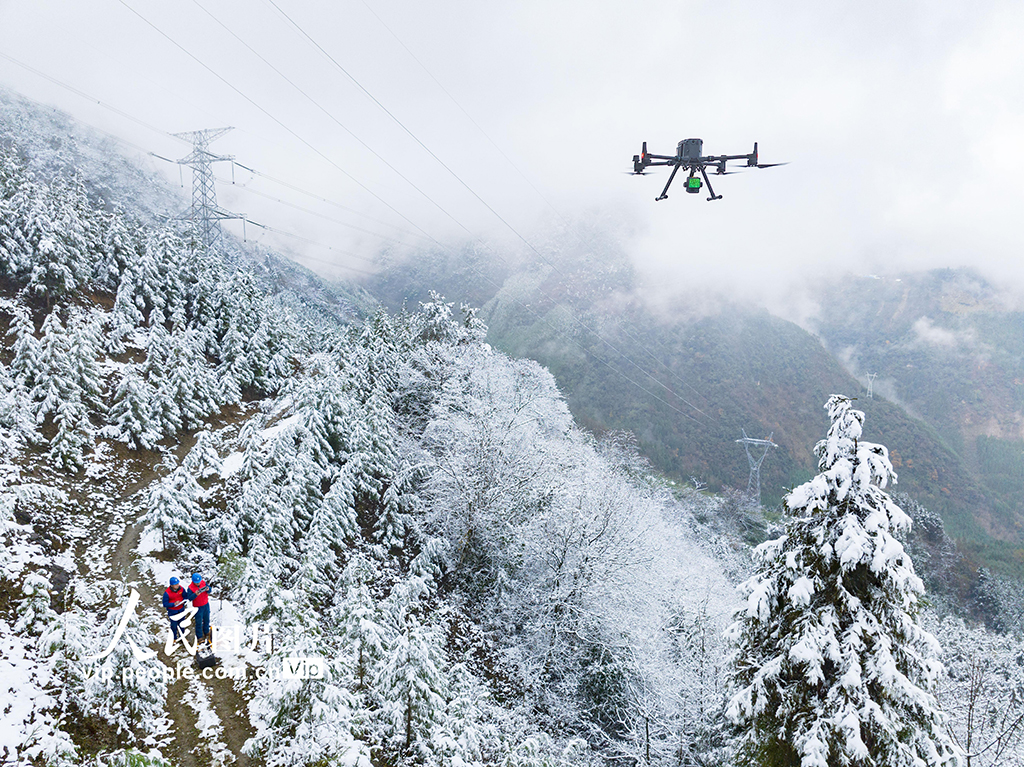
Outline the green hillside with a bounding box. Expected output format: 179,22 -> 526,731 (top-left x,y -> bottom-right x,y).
813,270 -> 1024,558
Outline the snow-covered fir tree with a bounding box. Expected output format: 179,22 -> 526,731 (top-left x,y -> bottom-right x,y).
83,604 -> 167,745
143,462 -> 204,550
13,571 -> 56,636
376,614 -> 448,757
727,395 -> 958,767
106,364 -> 156,449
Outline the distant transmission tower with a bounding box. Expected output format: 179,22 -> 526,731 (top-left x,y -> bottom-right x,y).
866,373 -> 878,399
172,127 -> 241,252
736,429 -> 777,507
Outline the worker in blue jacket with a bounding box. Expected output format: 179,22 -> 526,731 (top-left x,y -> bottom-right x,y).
163,576 -> 196,640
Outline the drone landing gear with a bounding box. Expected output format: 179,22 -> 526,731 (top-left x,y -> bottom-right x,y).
655,164 -> 680,201
699,165 -> 723,202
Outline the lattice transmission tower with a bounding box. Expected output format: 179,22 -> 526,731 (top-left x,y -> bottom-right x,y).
866,373 -> 877,399
736,429 -> 777,507
172,127 -> 241,252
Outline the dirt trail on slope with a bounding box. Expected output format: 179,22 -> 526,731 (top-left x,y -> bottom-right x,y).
100,422 -> 253,766
111,510 -> 252,766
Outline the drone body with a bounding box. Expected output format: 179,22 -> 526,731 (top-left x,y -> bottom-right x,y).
631,138 -> 784,201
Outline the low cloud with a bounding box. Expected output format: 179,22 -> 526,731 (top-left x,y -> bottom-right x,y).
911,317 -> 974,349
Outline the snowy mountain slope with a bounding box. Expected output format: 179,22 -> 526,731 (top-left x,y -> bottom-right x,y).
812,270 -> 1024,546
0,87 -> 370,326
0,124 -> 742,766
4,87 -> 1024,767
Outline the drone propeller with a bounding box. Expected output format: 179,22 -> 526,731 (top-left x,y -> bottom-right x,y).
752,162 -> 788,168
624,170 -> 649,175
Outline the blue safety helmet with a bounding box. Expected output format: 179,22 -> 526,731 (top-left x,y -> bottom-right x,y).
192,573 -> 202,584
169,576 -> 180,586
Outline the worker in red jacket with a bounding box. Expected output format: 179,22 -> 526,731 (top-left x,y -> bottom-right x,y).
188,573 -> 212,645
162,576 -> 194,640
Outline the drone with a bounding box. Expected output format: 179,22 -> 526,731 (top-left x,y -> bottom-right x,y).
630,138 -> 785,201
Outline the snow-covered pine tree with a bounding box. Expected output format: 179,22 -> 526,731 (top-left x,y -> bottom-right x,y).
0,159 -> 37,281
144,326 -> 182,438
181,429 -> 221,479
48,395 -> 91,471
108,271 -> 144,354
106,364 -> 155,449
295,502 -> 343,612
38,602 -> 94,720
376,614 -> 448,757
83,604 -> 167,744
430,662 -> 499,767
143,467 -> 202,550
14,571 -> 57,635
244,628 -> 368,767
337,559 -> 387,691
30,311 -> 75,424
727,395 -> 957,767
95,205 -> 138,292
133,229 -> 169,326
67,308 -> 105,412
968,567 -> 1005,633
24,178 -> 90,303
0,149 -> 28,275
165,329 -> 217,430
7,303 -> 41,389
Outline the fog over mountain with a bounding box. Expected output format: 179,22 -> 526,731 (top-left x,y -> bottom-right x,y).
2,0 -> 1023,311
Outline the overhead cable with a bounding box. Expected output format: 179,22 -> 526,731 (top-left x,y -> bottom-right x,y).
0,50 -> 182,142
360,2 -> 712,412
190,0 -> 473,239
261,0 -> 710,421
115,0 -> 436,241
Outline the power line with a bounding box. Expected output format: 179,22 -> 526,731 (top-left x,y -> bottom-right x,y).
214,172 -> 417,247
0,55 -> 396,248
0,50 -> 183,143
230,161 -> 430,242
190,0 -> 474,240
359,0 -> 566,226
8,4 -> 711,427
114,0 -> 437,242
263,0 -> 546,252
1,87 -> 160,162
1,18 -> 416,246
240,218 -> 379,275
263,0 -> 711,422
188,0 -> 705,423
0,52 -> 397,265
360,2 -> 713,415
0,77 -> 375,277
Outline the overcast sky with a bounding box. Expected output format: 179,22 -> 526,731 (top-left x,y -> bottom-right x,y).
1,0 -> 1022,316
